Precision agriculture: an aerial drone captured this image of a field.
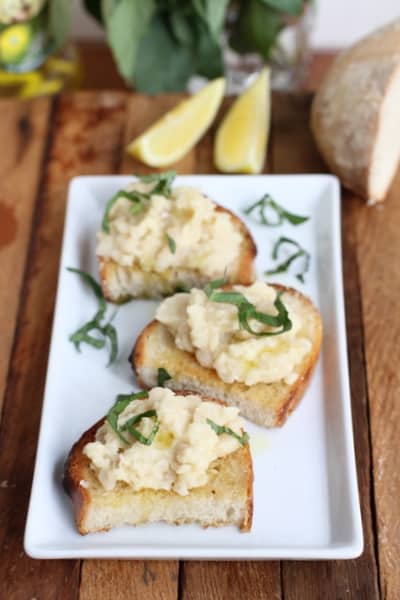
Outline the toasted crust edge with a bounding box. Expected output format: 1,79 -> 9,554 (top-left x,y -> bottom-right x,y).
98,203 -> 256,302
132,284 -> 322,428
64,393 -> 253,535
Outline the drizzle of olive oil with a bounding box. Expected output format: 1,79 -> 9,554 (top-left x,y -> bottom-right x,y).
155,430 -> 175,449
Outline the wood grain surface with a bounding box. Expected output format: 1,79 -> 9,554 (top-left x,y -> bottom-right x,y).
0,98 -> 51,413
0,90 -> 397,600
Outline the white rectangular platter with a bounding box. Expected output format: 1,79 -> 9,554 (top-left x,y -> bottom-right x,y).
24,174 -> 363,560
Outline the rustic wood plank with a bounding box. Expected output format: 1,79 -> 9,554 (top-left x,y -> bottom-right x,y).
80,560 -> 178,600
354,171 -> 400,599
181,561 -> 281,600
0,92 -> 127,600
0,97 -> 52,417
271,93 -> 380,598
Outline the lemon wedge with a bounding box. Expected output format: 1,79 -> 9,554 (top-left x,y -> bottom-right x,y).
127,78 -> 226,167
214,68 -> 270,174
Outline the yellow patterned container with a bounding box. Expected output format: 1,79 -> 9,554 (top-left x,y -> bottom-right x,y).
0,0 -> 82,98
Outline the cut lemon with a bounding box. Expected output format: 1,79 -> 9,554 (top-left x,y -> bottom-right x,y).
214,68 -> 270,174
127,78 -> 226,167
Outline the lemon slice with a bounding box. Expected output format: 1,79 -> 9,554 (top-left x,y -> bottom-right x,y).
214,68 -> 270,174
127,78 -> 226,167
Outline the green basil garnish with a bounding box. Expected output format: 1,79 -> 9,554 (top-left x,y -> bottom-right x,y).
67,267 -> 119,365
157,367 -> 172,387
207,419 -> 249,447
244,194 -> 309,227
120,409 -> 159,446
102,189 -> 149,233
204,279 -> 292,337
138,170 -> 176,196
67,268 -> 106,321
265,237 -> 310,283
166,233 -> 176,254
102,172 -> 176,233
107,391 -> 149,444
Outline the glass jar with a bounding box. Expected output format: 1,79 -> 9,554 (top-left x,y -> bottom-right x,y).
0,0 -> 82,98
223,2 -> 315,94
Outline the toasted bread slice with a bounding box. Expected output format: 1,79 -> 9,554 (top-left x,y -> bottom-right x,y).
64,394 -> 253,535
99,205 -> 256,302
132,285 -> 322,428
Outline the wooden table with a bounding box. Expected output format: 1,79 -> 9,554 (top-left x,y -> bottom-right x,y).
0,91 -> 398,600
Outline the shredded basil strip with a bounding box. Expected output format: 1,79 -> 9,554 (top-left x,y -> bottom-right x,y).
67,268 -> 106,320
157,367 -> 172,387
206,419 -> 249,447
138,170 -> 176,196
100,322 -> 118,366
203,276 -> 226,298
107,391 -> 149,444
204,278 -> 292,337
120,409 -> 160,446
102,189 -> 149,233
265,237 -> 310,283
166,233 -> 176,254
67,267 -> 119,364
69,319 -> 106,351
102,172 -> 176,233
244,194 -> 309,226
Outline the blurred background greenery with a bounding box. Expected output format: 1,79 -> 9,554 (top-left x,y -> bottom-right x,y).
0,0 -> 313,96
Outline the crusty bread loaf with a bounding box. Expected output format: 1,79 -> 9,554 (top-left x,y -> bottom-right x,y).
311,19 -> 400,204
132,285 -> 322,428
99,205 -> 256,302
64,394 -> 253,535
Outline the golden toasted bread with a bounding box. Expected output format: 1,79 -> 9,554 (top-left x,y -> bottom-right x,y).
132,285 -> 322,428
64,392 -> 253,535
99,205 -> 256,302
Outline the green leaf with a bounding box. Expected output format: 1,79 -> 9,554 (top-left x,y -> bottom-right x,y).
104,0 -> 156,85
243,194 -> 309,226
192,0 -> 229,40
120,409 -> 159,445
265,237 -> 310,283
138,170 -> 176,196
69,319 -> 106,351
204,278 -> 292,337
67,267 -> 119,363
168,10 -> 193,46
67,268 -> 106,321
194,20 -> 224,79
100,322 -> 118,365
206,418 -> 249,447
102,189 -> 148,233
157,367 -> 172,387
48,0 -> 71,51
135,13 -> 195,93
166,233 -> 176,254
259,0 -> 305,16
230,0 -> 283,60
204,277 -> 226,298
107,391 -> 149,444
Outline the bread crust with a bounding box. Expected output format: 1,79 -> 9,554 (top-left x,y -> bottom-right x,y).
98,203 -> 256,302
132,284 -> 322,428
64,393 -> 253,535
311,19 -> 400,203
63,420 -> 103,534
